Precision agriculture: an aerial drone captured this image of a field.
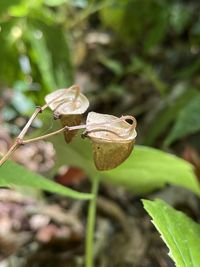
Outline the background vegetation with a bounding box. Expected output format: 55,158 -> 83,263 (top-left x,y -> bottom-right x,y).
0,0 -> 200,266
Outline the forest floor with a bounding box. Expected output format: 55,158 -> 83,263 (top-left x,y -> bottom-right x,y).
0,176 -> 200,267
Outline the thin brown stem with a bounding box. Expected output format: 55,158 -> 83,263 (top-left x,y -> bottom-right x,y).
22,117 -> 137,145
0,104 -> 137,167
22,128 -> 66,144
22,124 -> 87,144
0,85 -> 79,166
18,107 -> 42,139
0,106 -> 43,166
0,140 -> 21,166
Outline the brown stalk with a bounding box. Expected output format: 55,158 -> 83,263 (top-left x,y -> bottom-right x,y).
0,85 -> 79,166
0,96 -> 136,166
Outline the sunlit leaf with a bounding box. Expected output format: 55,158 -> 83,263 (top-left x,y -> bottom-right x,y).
0,0 -> 21,15
143,199 -> 200,267
44,0 -> 69,7
0,159 -> 93,200
48,125 -> 200,196
8,0 -> 43,17
27,24 -> 74,91
42,25 -> 74,87
27,27 -> 57,91
103,146 -> 200,196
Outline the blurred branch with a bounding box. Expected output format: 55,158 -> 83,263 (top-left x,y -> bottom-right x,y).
68,0 -> 113,29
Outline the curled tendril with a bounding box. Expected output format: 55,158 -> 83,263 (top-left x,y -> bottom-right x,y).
46,85 -> 80,111
84,115 -> 136,140
52,85 -> 81,116
82,128 -> 128,139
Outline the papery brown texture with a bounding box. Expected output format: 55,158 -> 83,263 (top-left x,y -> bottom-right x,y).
60,114 -> 82,143
45,86 -> 89,143
85,112 -> 137,170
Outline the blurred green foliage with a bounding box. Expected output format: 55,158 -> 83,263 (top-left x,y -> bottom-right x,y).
0,0 -> 74,101
0,0 -> 200,145
1,3 -> 200,265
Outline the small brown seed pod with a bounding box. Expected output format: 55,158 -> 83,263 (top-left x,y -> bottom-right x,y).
45,85 -> 89,143
85,112 -> 137,171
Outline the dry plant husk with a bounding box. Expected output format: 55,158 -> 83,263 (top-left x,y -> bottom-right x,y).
85,112 -> 137,170
45,86 -> 89,143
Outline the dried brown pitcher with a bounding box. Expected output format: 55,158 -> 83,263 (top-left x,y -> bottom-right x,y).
45,86 -> 89,143
84,112 -> 137,170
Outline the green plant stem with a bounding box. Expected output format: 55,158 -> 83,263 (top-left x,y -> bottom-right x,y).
85,177 -> 99,267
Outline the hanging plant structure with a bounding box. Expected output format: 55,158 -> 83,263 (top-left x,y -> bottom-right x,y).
45,86 -> 89,143
84,112 -> 137,170
0,85 -> 137,267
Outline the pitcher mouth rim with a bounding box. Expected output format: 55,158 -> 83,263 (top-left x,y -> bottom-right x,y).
89,136 -> 136,143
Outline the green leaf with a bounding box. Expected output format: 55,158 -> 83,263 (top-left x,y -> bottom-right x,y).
100,0 -> 169,49
48,126 -> 200,196
44,0 -> 69,7
176,59 -> 200,79
27,24 -> 73,91
0,0 -> 21,15
49,130 -> 96,175
144,88 -> 198,146
27,27 -> 57,91
103,146 -> 200,196
143,199 -> 200,267
41,24 -> 74,87
0,160 -> 93,200
98,55 -> 124,76
100,0 -> 127,34
165,94 -> 200,145
128,57 -> 167,95
8,0 -> 43,17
